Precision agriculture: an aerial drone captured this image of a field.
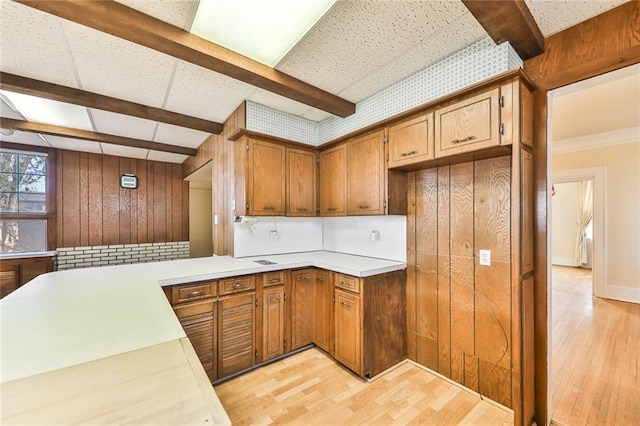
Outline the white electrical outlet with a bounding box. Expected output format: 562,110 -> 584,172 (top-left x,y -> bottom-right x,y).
479,250 -> 491,266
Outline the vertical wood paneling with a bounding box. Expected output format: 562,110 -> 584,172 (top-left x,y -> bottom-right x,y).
78,153 -> 89,247
88,154 -> 103,246
61,150 -> 80,247
102,155 -> 120,245
56,151 -> 188,247
437,166 -> 451,377
119,157 -> 131,244
406,172 -> 417,362
415,168 -> 438,370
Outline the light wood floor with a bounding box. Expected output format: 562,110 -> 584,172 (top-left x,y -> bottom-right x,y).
215,349 -> 513,425
551,266 -> 640,425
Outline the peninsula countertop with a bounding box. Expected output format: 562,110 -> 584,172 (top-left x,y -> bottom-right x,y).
0,250 -> 405,425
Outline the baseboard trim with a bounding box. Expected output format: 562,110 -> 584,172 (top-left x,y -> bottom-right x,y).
604,285 -> 640,304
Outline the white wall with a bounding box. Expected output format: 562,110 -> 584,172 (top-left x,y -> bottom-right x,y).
554,141 -> 640,303
233,215 -> 406,262
189,188 -> 213,258
552,182 -> 580,267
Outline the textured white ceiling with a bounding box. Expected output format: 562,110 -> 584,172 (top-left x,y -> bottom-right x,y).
0,0 -> 630,164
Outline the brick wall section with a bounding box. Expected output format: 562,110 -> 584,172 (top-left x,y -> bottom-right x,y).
55,241 -> 189,270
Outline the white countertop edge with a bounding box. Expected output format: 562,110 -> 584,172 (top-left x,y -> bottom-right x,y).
0,251 -> 56,260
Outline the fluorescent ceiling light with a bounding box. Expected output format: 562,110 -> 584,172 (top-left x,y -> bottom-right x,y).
191,0 -> 336,67
0,90 -> 93,131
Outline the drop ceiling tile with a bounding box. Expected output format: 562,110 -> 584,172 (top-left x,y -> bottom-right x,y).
101,143 -> 149,160
154,122 -> 209,148
89,109 -> 157,140
46,136 -> 103,154
61,20 -> 177,107
0,131 -> 51,148
146,151 -> 188,164
164,61 -> 256,122
248,89 -> 313,117
0,1 -> 78,87
302,109 -> 333,122
276,0 -> 469,95
115,0 -> 197,29
525,0 -> 628,36
339,13 -> 487,102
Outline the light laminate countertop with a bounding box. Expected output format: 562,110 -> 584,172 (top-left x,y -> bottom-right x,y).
0,250 -> 405,425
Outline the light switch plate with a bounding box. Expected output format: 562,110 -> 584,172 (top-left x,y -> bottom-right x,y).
479,249 -> 491,266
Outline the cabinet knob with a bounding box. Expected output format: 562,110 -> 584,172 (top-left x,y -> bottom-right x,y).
451,135 -> 476,144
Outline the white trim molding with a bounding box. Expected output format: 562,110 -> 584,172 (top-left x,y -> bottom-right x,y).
605,285 -> 640,304
553,126 -> 640,154
552,167 -> 607,299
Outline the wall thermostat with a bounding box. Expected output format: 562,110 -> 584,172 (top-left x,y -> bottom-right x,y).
120,174 -> 138,189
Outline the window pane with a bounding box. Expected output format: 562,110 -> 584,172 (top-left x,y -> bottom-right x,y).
0,152 -> 17,173
18,193 -> 46,212
18,174 -> 46,193
0,192 -> 18,212
0,172 -> 18,192
18,154 -> 47,175
0,220 -> 47,253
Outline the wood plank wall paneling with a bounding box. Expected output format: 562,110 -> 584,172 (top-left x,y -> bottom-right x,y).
408,155 -> 513,408
57,150 -> 188,248
406,172 -> 417,362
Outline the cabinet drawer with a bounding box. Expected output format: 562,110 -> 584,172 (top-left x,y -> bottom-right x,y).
220,275 -> 256,295
171,281 -> 217,304
335,274 -> 360,294
263,271 -> 285,287
173,299 -> 216,319
435,88 -> 500,158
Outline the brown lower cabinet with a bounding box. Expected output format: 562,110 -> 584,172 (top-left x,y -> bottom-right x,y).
0,255 -> 55,299
165,268 -> 406,383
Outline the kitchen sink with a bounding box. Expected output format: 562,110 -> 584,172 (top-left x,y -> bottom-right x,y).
254,259 -> 277,265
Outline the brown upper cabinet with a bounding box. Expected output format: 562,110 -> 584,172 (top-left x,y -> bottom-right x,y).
286,147 -> 317,216
319,144 -> 347,216
387,112 -> 435,168
346,130 -> 385,215
245,138 -> 286,215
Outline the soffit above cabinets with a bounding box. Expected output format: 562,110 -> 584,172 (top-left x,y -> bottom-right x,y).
0,0 -> 630,163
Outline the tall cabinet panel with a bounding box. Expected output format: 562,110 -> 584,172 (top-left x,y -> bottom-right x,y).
286,148 -> 317,216
319,144 -> 347,216
346,130 -> 385,215
291,269 -> 313,350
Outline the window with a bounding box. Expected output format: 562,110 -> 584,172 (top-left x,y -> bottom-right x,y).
0,147 -> 53,253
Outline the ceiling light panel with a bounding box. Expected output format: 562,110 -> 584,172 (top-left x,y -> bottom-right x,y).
191,0 -> 337,67
61,20 -> 178,107
0,1 -> 79,88
0,90 -> 93,131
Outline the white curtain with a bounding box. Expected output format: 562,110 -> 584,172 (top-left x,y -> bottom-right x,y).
575,180 -> 593,265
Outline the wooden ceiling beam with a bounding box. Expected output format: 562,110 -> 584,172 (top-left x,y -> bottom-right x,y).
462,0 -> 544,60
0,72 -> 223,135
15,0 -> 356,118
0,117 -> 197,156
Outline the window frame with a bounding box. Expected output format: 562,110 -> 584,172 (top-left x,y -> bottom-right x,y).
0,142 -> 57,252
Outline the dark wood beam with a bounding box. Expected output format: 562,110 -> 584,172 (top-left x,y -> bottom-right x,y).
0,72 -> 223,134
462,0 -> 544,60
15,0 -> 356,118
524,0 -> 640,90
0,117 -> 197,156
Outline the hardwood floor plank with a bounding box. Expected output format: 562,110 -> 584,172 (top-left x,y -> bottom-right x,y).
215,348 -> 512,425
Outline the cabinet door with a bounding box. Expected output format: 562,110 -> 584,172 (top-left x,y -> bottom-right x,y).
434,88 -> 500,158
388,113 -> 434,168
174,300 -> 216,381
291,269 -> 313,350
312,270 -> 332,353
334,289 -> 361,374
248,139 -> 285,215
262,286 -> 285,361
319,144 -> 347,216
287,148 -> 317,216
218,292 -> 256,378
0,266 -> 19,299
347,130 -> 385,215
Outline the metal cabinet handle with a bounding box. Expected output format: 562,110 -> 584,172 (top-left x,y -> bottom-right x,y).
296,276 -> 310,281
358,205 -> 370,209
263,206 -> 275,210
327,207 -> 337,212
187,291 -> 204,297
297,207 -> 308,211
268,296 -> 281,303
451,135 -> 476,144
268,277 -> 281,283
400,150 -> 418,157
339,301 -> 352,308
232,282 -> 246,289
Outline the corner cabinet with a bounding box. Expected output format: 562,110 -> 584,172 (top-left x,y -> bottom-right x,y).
286,148 -> 317,216
346,130 -> 386,215
245,139 -> 286,215
333,270 -> 406,379
291,269 -> 314,350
